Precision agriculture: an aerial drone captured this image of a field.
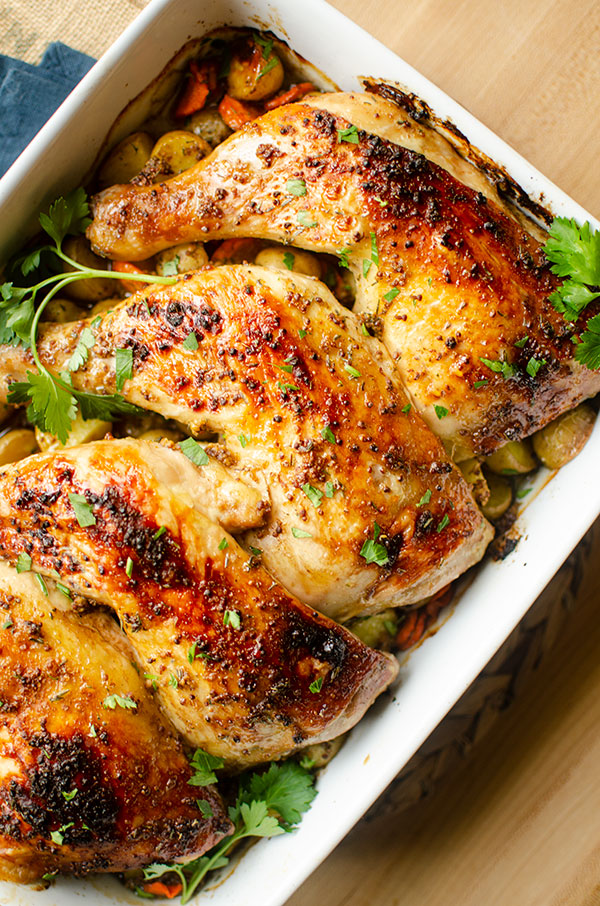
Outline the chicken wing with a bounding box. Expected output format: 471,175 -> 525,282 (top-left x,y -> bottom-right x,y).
0,563 -> 229,883
0,438 -> 398,767
87,90 -> 600,459
0,266 -> 491,617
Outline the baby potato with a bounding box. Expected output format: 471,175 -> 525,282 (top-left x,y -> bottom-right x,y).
227,41 -> 284,102
299,734 -> 346,770
144,131 -> 212,180
61,236 -> 116,303
480,472 -> 512,521
155,242 -> 209,276
98,131 -> 154,188
458,457 -> 490,506
187,109 -> 231,147
532,403 -> 596,470
255,246 -> 321,278
484,439 -> 536,475
35,413 -> 111,452
90,296 -> 122,317
0,429 -> 37,466
349,608 -> 398,649
42,297 -> 84,323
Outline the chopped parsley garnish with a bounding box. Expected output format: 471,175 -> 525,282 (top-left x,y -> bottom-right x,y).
218,537 -> 228,551
361,323 -> 370,337
363,259 -> 372,278
337,124 -> 359,143
324,481 -> 335,498
153,526 -> 166,540
179,437 -> 210,466
143,761 -> 316,903
125,557 -> 134,578
436,514 -> 450,533
196,800 -> 214,819
417,489 -> 432,506
161,255 -> 180,276
337,247 -> 351,269
286,177 -> 307,196
302,483 -> 323,507
370,232 -> 379,266
434,404 -> 449,419
50,823 -> 74,846
1,188 -> 173,443
297,210 -> 317,228
188,748 -> 224,787
238,433 -> 251,447
183,331 -> 199,351
103,693 -> 137,711
298,327 -> 307,338
283,251 -> 295,271
144,673 -> 159,690
16,552 -> 32,573
383,288 -> 399,302
278,363 -> 294,373
360,522 -> 389,567
255,34 -> 274,59
526,356 -> 547,378
309,677 -> 323,693
35,573 -> 48,596
473,379 -> 488,389
291,526 -> 312,538
249,546 -> 262,557
223,609 -> 241,629
344,363 -> 361,379
479,356 -> 516,379
321,425 -> 336,443
258,57 -> 279,79
401,403 -> 412,414
115,347 -> 133,392
68,492 -> 96,527
2,618 -> 13,629
56,582 -> 72,599
169,674 -> 178,688
61,789 -> 78,802
514,335 -> 529,348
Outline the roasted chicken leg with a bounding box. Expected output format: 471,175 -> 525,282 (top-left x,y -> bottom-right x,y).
0,438 -> 398,767
0,266 -> 491,617
0,563 -> 230,883
87,90 -> 600,459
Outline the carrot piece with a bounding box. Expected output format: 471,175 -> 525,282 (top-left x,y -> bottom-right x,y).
142,879 -> 184,899
111,260 -> 153,294
174,61 -> 215,118
211,238 -> 259,263
218,95 -> 260,131
264,82 -> 315,110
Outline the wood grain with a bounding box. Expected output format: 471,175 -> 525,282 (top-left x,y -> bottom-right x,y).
3,1 -> 600,903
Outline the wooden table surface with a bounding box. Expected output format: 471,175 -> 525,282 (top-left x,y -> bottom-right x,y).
4,1 -> 600,903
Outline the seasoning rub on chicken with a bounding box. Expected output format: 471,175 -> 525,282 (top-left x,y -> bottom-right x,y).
87,90 -> 600,460
0,563 -> 230,883
0,266 -> 491,619
0,439 -> 398,768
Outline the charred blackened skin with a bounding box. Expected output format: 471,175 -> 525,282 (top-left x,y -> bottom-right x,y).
282,610 -> 347,673
7,731 -> 118,842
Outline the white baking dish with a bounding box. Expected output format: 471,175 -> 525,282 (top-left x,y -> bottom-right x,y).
1,1 -> 599,904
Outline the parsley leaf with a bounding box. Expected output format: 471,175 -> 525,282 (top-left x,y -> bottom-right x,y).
479,356 -> 516,380
283,251 -> 295,270
240,761 -> 317,826
370,232 -> 379,266
286,177 -> 307,196
223,609 -> 241,629
8,371 -> 77,445
292,526 -> 312,538
297,210 -> 317,228
383,288 -> 399,302
525,356 -> 546,378
161,255 -> 180,276
360,522 -> 389,567
337,247 -> 351,269
68,492 -> 96,527
183,331 -> 199,351
544,217 -> 600,285
66,327 -> 95,373
309,677 -> 323,693
321,425 -> 336,443
39,188 -> 91,246
179,437 -> 210,466
16,552 -> 32,573
188,748 -> 224,787
301,483 -> 323,507
337,124 -> 359,143
575,313 -> 600,369
417,489 -> 432,506
115,347 -> 133,392
434,404 -> 448,419
344,363 -> 361,379
258,57 -> 279,79
103,693 -> 137,711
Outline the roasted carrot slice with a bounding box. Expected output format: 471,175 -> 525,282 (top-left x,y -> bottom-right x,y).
265,82 -> 315,110
218,95 -> 260,131
111,260 -> 154,294
174,61 -> 215,118
142,879 -> 184,899
211,238 -> 260,263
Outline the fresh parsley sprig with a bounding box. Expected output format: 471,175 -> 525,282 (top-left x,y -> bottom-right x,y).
142,760 -> 316,903
1,188 -> 177,443
544,217 -> 600,368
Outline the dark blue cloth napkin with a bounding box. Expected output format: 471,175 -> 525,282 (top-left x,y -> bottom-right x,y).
0,42 -> 95,178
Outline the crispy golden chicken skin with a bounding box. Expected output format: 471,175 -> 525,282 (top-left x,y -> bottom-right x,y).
0,564 -> 229,884
87,91 -> 600,459
0,439 -> 398,768
0,266 -> 491,617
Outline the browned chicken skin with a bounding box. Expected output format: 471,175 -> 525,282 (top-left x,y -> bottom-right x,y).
0,564 -> 230,883
0,266 -> 491,617
87,91 -> 600,459
0,439 -> 398,768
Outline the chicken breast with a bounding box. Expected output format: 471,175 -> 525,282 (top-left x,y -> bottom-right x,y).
0,563 -> 229,883
87,90 -> 600,459
0,438 -> 398,768
0,266 -> 491,617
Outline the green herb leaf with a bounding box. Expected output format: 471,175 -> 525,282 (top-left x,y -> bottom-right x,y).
525,356 -> 547,378
286,177 -> 307,196
370,232 -> 379,266
218,537 -> 228,551
238,433 -> 251,447
401,402 -> 412,414
301,483 -> 323,507
362,259 -> 372,278
298,327 -> 307,338
324,481 -> 335,498
417,489 -> 432,506
321,425 -> 336,443
61,789 -> 78,802
237,761 -> 317,828
16,552 -> 32,573
344,363 -> 361,378
291,526 -> 312,538
337,124 -> 359,144
8,371 -> 77,445
479,356 -> 516,380
258,57 -> 279,79
223,609 -> 241,629
66,327 -> 96,373
255,34 -> 274,59
50,822 -> 74,846
337,247 -> 351,269
153,526 -> 166,540
434,404 -> 448,419
188,748 -> 224,787
179,437 -> 210,466
575,313 -> 600,369
383,288 -> 399,302
436,514 -> 450,533
68,492 -> 96,527
360,523 -> 389,567
309,677 -> 323,693
544,217 -> 600,285
196,799 -> 214,819
103,693 -> 137,711
183,331 -> 199,351
161,255 -> 180,276
514,335 -> 529,348
115,347 -> 133,392
297,210 -> 317,228
283,251 -> 295,271
39,188 -> 91,246
125,557 -> 134,578
473,379 -> 488,389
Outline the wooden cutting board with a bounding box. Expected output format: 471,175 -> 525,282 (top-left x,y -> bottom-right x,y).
3,1 -> 600,903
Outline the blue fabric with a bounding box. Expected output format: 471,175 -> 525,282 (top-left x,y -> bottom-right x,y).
0,42 -> 95,178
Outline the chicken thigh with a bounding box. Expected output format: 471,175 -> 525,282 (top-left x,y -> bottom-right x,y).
0,563 -> 229,883
87,90 -> 600,459
0,266 -> 491,617
0,438 -> 398,767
